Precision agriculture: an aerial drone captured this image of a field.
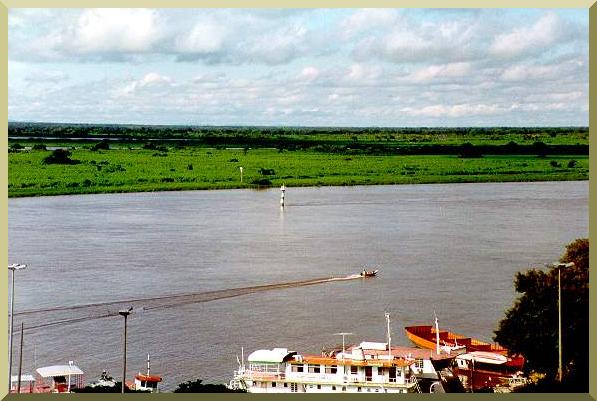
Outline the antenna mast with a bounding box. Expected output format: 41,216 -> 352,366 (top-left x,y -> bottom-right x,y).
434,311 -> 440,355
334,332 -> 353,359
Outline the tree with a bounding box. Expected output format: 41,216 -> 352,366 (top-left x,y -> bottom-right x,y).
458,142 -> 483,158
91,140 -> 110,151
173,379 -> 246,393
42,149 -> 80,165
494,239 -> 588,391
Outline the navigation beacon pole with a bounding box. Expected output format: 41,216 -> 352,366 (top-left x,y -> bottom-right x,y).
280,184 -> 286,207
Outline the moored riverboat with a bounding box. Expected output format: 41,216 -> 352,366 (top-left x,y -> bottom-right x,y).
228,314 -> 465,393
404,320 -> 526,392
128,354 -> 162,393
453,351 -> 527,392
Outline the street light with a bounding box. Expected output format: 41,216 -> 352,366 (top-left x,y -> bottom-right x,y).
119,307 -> 133,394
8,263 -> 26,390
551,261 -> 575,382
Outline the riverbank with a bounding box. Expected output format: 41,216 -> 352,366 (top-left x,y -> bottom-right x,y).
8,147 -> 588,197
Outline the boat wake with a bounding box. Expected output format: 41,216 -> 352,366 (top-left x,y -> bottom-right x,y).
14,274 -> 364,333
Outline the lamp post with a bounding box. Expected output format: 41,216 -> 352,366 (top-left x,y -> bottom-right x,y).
551,262 -> 574,382
119,307 -> 133,394
8,263 -> 26,390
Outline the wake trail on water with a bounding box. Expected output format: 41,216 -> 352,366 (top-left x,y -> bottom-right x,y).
14,274 -> 364,333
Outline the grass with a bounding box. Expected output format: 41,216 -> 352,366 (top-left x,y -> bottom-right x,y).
8,146 -> 589,197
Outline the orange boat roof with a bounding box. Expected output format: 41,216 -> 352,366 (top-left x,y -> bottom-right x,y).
135,374 -> 162,382
404,325 -> 508,354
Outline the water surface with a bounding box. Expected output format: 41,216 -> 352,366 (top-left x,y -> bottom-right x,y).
8,181 -> 588,390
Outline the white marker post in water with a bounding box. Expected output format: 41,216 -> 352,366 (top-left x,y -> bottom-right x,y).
280,184 -> 286,207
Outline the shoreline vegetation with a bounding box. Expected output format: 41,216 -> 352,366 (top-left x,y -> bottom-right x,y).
8,123 -> 589,198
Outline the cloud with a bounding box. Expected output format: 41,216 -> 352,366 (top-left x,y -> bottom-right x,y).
115,72 -> 172,97
299,66 -> 320,81
74,9 -> 161,53
341,9 -> 401,37
400,104 -> 505,118
489,12 -> 563,58
407,62 -> 472,83
7,9 -> 589,126
175,19 -> 228,55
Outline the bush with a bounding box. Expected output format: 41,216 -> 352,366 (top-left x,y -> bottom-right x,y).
458,143 -> 483,158
259,168 -> 276,175
32,144 -> 47,150
42,149 -> 80,165
567,160 -> 577,168
91,140 -> 110,151
174,379 -> 245,393
550,161 -> 561,168
9,143 -> 24,152
252,178 -> 272,186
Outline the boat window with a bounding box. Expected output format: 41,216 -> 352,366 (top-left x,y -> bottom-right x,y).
291,365 -> 304,372
325,366 -> 337,374
317,385 -> 321,390
283,382 -> 288,387
332,386 -> 336,391
357,387 -> 362,392
271,382 -> 276,388
308,365 -> 320,373
415,359 -> 424,369
342,386 -> 346,391
378,368 -> 384,376
350,366 -> 358,374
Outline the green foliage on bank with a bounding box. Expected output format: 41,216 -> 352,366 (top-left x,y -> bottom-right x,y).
495,238 -> 589,392
8,145 -> 588,197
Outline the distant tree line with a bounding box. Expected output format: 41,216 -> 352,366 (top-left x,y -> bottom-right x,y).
8,121 -> 588,140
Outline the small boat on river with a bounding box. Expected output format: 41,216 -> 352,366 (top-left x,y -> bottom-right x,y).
360,269 -> 378,277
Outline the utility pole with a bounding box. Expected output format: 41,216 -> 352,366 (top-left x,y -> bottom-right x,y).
8,263 -> 26,389
552,262 -> 574,382
17,322 -> 24,393
119,307 -> 133,394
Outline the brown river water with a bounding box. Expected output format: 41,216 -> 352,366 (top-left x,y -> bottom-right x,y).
8,181 -> 588,391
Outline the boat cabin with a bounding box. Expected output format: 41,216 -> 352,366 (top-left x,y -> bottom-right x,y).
134,373 -> 162,392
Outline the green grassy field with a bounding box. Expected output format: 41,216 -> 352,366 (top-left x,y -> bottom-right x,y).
8,146 -> 589,197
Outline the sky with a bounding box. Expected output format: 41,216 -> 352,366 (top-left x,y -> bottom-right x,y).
8,8 -> 589,127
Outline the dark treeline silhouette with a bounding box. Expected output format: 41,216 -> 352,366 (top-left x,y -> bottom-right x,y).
8,122 -> 588,156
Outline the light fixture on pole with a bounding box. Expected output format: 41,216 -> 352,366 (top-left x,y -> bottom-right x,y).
8,263 -> 26,390
550,261 -> 574,382
119,307 -> 133,394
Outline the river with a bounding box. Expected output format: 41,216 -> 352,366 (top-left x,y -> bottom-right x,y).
7,181 -> 588,391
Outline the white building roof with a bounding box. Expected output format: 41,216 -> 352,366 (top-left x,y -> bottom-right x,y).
36,365 -> 84,378
248,348 -> 295,363
360,341 -> 388,351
